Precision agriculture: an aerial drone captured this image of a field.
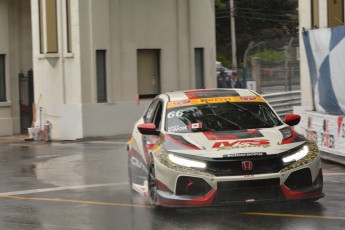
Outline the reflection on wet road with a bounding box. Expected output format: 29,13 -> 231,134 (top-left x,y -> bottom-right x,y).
0,140 -> 345,230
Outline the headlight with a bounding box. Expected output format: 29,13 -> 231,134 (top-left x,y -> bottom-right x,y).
282,145 -> 309,163
168,154 -> 206,169
280,127 -> 293,140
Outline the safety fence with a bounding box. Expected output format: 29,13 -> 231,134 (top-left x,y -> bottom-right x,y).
262,90 -> 301,118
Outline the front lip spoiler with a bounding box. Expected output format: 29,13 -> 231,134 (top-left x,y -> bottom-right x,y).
153,188 -> 324,208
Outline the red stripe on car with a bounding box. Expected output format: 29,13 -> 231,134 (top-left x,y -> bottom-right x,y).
280,184 -> 322,199
159,188 -> 217,206
203,132 -> 237,140
184,90 -> 212,99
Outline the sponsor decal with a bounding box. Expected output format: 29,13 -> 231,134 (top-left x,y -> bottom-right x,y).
212,139 -> 270,150
240,96 -> 257,101
242,161 -> 253,171
173,99 -> 191,105
304,116 -> 335,149
167,96 -> 265,108
338,116 -> 345,137
131,156 -> 149,174
189,123 -> 203,129
222,152 -> 266,158
167,125 -> 188,133
322,119 -> 332,148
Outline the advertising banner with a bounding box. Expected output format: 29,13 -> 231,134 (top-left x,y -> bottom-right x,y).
294,108 -> 345,157
302,26 -> 345,115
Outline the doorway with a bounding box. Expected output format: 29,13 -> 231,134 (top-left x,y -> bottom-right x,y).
137,49 -> 160,98
19,69 -> 34,134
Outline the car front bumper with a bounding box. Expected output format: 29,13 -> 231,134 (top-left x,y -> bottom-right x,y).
153,150 -> 324,207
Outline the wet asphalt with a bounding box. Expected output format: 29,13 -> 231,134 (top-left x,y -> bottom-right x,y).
0,135 -> 345,230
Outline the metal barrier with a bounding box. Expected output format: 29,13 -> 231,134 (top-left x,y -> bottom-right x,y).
262,90 -> 301,118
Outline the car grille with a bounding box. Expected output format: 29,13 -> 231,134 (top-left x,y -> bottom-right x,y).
205,155 -> 285,176
214,178 -> 284,203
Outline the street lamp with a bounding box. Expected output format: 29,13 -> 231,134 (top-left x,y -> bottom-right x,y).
242,41 -> 266,89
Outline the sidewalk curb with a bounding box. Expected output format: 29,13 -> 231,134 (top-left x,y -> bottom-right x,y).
0,134 -> 132,145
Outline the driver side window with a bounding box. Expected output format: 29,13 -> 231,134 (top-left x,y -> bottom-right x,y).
144,100 -> 163,130
144,100 -> 159,123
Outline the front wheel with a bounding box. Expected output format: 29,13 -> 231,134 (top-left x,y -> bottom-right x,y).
148,162 -> 159,207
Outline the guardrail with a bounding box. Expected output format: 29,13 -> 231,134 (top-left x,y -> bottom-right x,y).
262,90 -> 301,118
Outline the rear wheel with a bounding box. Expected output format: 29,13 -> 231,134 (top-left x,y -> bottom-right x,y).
148,162 -> 159,207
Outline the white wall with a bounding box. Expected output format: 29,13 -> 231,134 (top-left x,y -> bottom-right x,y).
0,0 -> 12,135
0,0 -> 32,136
298,0 -> 313,108
31,0 -> 216,140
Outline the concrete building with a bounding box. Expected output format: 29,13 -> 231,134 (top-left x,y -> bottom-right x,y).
0,0 -> 32,136
0,0 -> 216,140
298,0 -> 345,107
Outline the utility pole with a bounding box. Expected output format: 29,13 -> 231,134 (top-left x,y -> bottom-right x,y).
230,0 -> 237,69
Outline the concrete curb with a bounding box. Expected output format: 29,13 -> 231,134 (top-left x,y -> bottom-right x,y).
0,134 -> 132,144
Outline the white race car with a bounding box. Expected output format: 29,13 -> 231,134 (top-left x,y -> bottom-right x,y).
127,89 -> 324,207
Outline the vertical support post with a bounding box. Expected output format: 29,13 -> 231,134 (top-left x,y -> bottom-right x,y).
252,57 -> 262,94
230,0 -> 237,69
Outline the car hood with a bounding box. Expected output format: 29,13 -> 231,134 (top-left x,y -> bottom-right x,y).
163,126 -> 306,158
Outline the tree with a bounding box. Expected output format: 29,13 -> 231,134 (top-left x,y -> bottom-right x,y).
215,0 -> 298,68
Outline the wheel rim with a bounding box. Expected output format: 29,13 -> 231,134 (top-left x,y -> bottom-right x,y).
148,163 -> 158,205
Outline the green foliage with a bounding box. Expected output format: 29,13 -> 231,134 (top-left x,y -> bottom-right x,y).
215,0 -> 298,67
216,54 -> 231,68
249,49 -> 284,62
215,0 -> 226,9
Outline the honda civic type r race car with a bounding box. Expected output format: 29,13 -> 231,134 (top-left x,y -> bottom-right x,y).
127,89 -> 324,207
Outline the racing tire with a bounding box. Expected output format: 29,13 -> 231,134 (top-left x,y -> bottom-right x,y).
148,161 -> 160,208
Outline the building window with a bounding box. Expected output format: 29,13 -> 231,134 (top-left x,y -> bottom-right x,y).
195,48 -> 205,89
328,0 -> 344,27
66,0 -> 72,53
38,0 -> 58,53
0,55 -> 6,102
311,0 -> 320,28
46,0 -> 58,53
96,50 -> 107,103
39,0 -> 44,53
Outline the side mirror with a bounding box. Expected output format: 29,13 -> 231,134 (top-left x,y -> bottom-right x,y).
137,123 -> 160,136
284,114 -> 301,126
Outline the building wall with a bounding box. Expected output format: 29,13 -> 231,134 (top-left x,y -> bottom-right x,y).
0,0 -> 32,136
299,0 -> 313,108
31,0 -> 216,140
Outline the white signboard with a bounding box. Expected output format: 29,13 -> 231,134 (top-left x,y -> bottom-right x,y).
294,108 -> 345,157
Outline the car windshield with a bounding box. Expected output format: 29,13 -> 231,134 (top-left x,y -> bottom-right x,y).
165,102 -> 283,133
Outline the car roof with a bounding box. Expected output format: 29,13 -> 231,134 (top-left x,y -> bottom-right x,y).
163,88 -> 260,102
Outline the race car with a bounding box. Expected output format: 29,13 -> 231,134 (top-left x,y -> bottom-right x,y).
127,89 -> 324,207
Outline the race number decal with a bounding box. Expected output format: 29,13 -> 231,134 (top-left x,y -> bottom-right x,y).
167,110 -> 183,119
